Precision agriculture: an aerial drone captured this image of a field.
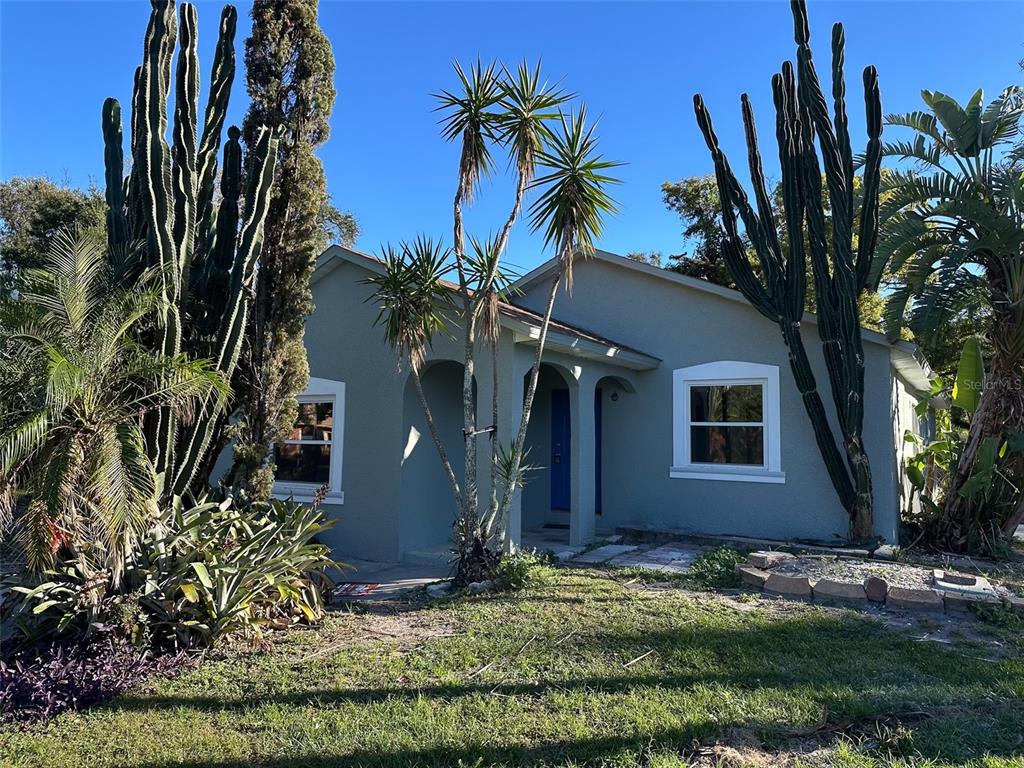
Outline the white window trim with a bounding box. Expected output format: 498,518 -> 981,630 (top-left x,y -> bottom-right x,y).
670,361 -> 784,484
273,377 -> 346,504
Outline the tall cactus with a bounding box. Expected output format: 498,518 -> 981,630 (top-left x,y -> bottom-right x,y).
692,0 -> 885,541
101,0 -> 279,500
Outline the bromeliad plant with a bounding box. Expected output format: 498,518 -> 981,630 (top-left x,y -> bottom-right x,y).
101,0 -> 279,500
3,494 -> 338,650
365,62 -> 620,584
693,0 -> 887,542
879,87 -> 1024,551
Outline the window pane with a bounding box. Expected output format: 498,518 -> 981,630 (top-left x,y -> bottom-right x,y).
690,425 -> 764,466
690,385 -> 763,422
286,401 -> 334,441
274,443 -> 331,484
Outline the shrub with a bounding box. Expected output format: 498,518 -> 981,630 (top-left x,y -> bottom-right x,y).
2,495 -> 340,651
0,629 -> 188,725
683,547 -> 745,590
493,550 -> 553,592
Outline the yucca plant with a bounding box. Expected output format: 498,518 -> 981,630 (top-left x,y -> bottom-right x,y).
366,62 -> 620,584
0,230 -> 227,579
879,87 -> 1024,550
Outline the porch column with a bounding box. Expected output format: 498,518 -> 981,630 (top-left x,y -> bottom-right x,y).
569,370 -> 598,546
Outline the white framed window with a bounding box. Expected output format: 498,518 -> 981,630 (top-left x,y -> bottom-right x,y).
670,361 -> 784,484
273,377 -> 345,503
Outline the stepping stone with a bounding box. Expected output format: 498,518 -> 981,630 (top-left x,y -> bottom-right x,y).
736,564 -> 769,588
551,546 -> 585,562
813,579 -> 866,603
573,544 -> 638,564
932,569 -> 998,598
747,551 -> 793,569
764,573 -> 812,597
887,586 -> 943,612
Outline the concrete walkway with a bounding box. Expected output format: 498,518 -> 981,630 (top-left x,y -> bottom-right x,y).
332,558 -> 449,603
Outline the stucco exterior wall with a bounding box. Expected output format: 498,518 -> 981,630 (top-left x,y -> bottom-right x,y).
512,257 -> 903,544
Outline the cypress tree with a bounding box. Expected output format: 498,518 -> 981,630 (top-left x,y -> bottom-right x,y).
232,0 -> 353,499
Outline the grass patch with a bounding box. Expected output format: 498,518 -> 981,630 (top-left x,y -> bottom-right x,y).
1,570 -> 1022,767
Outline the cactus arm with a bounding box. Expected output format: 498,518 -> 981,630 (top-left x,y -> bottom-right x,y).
220,125 -> 280,373
830,24 -> 855,229
740,95 -> 785,303
102,98 -> 129,253
139,0 -> 180,477
172,2 -> 199,302
693,95 -> 775,318
772,63 -> 807,322
172,125 -> 279,496
127,66 -> 146,242
195,5 -> 237,266
858,66 -> 884,290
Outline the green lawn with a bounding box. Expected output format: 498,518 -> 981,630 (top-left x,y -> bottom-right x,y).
2,569 -> 1023,767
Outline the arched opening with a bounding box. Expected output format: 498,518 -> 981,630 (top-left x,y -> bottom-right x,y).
521,363 -> 574,532
594,375 -> 635,521
399,360 -> 475,554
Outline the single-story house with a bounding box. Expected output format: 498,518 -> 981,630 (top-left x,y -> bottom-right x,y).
272,245 -> 931,563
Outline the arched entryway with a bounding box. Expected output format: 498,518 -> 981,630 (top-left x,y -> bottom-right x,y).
399,360 -> 474,554
594,375 -> 636,523
521,363 -> 576,531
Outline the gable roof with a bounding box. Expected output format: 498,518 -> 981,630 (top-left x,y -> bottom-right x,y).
513,249 -> 934,392
312,245 -> 661,371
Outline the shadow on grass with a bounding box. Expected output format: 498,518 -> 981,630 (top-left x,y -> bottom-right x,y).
101,614 -> 1015,716
110,705 -> 1024,768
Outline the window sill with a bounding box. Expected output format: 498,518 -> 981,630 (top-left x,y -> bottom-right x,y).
669,466 -> 785,484
272,486 -> 345,505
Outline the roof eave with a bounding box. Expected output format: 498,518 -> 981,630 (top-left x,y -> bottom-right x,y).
499,315 -> 660,371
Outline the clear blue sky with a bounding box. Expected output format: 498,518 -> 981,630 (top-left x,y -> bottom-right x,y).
2,1 -> 1021,273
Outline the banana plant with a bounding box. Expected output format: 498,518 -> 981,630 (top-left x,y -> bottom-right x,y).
101,0 -> 279,500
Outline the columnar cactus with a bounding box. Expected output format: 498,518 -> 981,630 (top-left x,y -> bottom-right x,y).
693,0 -> 885,541
102,0 -> 279,499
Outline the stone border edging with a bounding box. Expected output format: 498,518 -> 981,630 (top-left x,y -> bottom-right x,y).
736,553 -> 1024,617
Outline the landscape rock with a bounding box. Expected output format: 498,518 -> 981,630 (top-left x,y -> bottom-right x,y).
764,573 -> 812,597
873,545 -> 898,561
747,551 -> 793,569
863,576 -> 888,603
887,586 -> 943,611
813,579 -> 867,603
467,580 -> 494,594
735,564 -> 769,588
426,582 -> 451,598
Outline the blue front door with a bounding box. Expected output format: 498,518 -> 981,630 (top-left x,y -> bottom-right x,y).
550,389 -> 571,510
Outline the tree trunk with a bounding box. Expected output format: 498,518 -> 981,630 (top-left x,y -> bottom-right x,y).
497,271 -> 563,524
944,352 -> 1024,546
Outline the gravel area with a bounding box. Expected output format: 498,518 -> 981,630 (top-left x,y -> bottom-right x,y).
770,555 -> 934,589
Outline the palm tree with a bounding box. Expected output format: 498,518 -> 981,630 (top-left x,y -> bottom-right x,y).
0,230 -> 228,578
878,87 -> 1024,548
